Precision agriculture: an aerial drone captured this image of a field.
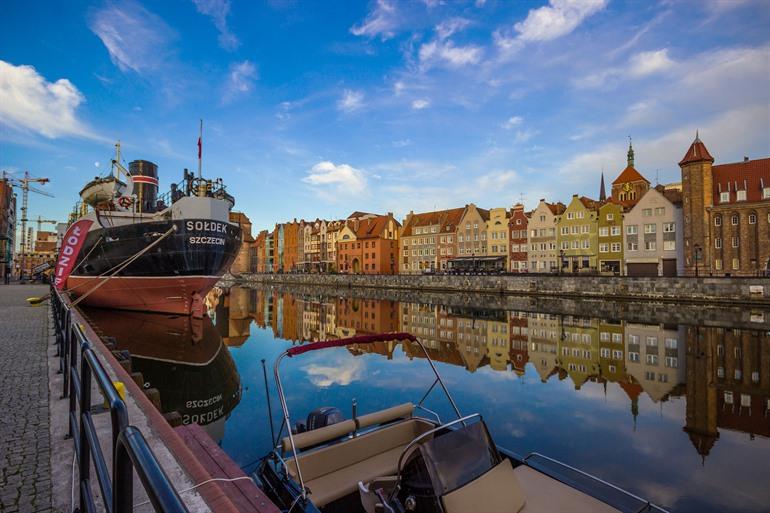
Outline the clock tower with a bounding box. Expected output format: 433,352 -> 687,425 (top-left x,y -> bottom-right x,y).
611,139 -> 650,209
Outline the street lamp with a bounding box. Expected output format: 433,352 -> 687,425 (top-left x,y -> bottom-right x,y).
694,244 -> 701,277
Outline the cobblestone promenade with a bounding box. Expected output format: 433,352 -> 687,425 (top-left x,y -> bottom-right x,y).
0,285 -> 52,513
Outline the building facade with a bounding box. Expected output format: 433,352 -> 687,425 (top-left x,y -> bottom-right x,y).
486,208 -> 509,269
623,187 -> 684,276
528,200 -> 563,273
611,142 -> 650,209
508,204 -> 528,273
557,195 -> 599,273
680,134 -> 770,276
0,179 -> 16,281
597,201 -> 624,275
337,214 -> 400,274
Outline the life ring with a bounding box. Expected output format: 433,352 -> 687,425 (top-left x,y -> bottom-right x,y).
117,196 -> 134,208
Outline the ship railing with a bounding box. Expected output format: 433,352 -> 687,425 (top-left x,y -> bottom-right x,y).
50,285 -> 189,513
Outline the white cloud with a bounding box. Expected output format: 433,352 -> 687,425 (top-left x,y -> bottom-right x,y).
629,49 -> 675,77
419,40 -> 483,69
514,0 -> 608,42
436,17 -> 471,40
222,60 -> 257,103
502,116 -> 523,129
192,0 -> 239,50
89,1 -> 172,74
392,139 -> 412,147
393,80 -> 406,96
338,89 -> 365,112
350,0 -> 399,40
304,161 -> 367,194
411,99 -> 430,110
0,61 -> 95,139
304,357 -> 365,387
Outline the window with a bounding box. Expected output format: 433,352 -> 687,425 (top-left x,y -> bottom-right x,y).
599,227 -> 609,237
720,191 -> 729,203
663,223 -> 675,233
582,240 -> 590,249
714,216 -> 722,226
764,187 -> 770,199
629,352 -> 640,362
581,225 -> 590,234
732,258 -> 740,270
561,227 -> 569,235
599,243 -> 609,253
655,207 -> 665,216
715,259 -> 723,270
737,190 -> 746,201
571,226 -> 579,234
561,241 -> 569,250
627,225 -> 638,235
749,214 -> 756,224
665,338 -> 678,349
644,223 -> 656,234
646,336 -> 658,347
607,213 -> 614,221
646,354 -> 658,365
611,226 -> 621,236
717,367 -> 725,378
611,242 -> 621,252
612,333 -> 622,343
731,236 -> 739,248
645,240 -> 657,251
732,214 -> 739,225
724,391 -> 733,404
665,357 -> 678,368
715,238 -> 722,249
642,208 -> 652,217
663,240 -> 676,251
578,212 -> 585,219
572,240 -> 579,249
567,213 -> 574,220
600,332 -> 610,341
473,223 -> 478,229
627,242 -> 638,251
734,369 -> 742,380
458,235 -> 464,243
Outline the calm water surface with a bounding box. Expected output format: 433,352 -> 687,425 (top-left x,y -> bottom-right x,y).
83,284 -> 770,513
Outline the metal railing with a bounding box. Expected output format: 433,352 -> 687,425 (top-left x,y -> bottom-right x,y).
51,285 -> 189,513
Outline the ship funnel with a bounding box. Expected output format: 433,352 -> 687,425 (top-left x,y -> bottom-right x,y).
129,160 -> 159,213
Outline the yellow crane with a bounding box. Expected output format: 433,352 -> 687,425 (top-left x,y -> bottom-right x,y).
1,171 -> 54,278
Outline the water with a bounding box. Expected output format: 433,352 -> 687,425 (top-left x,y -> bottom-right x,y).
82,284 -> 770,513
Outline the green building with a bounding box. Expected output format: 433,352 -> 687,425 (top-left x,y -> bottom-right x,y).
557,195 -> 599,273
598,201 -> 624,275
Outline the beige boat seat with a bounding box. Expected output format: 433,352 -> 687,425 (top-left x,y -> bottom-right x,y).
513,465 -> 620,513
284,404 -> 433,507
442,459 -> 526,513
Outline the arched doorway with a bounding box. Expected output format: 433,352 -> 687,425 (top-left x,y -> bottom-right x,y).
352,258 -> 360,273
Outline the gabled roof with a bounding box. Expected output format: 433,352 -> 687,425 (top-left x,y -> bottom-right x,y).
711,157 -> 770,204
348,211 -> 377,220
679,134 -> 714,166
354,215 -> 400,239
546,202 -> 566,215
576,196 -> 599,210
401,207 -> 465,237
612,165 -> 650,185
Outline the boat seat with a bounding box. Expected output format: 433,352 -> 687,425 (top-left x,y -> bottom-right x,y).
513,465 -> 619,513
286,418 -> 434,507
441,459 -> 526,513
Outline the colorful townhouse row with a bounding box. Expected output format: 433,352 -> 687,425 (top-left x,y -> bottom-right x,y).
231,135 -> 769,277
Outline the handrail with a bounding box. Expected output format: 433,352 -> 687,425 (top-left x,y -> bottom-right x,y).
50,284 -> 189,513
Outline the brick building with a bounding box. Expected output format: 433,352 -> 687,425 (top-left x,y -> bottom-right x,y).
228,211 -> 253,274
680,134 -> 770,276
611,142 -> 650,209
508,203 -> 528,272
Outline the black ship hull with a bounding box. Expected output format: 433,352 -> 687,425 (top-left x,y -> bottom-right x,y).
68,218 -> 241,314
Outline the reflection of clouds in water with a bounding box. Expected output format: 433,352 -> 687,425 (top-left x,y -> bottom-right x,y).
304,356 -> 365,387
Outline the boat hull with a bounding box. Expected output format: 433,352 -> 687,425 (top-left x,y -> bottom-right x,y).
67,218 -> 241,314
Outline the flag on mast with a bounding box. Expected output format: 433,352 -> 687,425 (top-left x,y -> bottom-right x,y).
197,119 -> 203,178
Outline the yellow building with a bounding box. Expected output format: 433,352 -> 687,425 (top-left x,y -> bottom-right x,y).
486,208 -> 510,269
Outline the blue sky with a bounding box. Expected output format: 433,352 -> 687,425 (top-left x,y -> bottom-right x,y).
1,0 -> 769,231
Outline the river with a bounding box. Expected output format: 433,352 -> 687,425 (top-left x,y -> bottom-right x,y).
81,283 -> 770,513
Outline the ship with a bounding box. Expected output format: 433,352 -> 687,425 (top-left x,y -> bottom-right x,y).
61,142 -> 242,315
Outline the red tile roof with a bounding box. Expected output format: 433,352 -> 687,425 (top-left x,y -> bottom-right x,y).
612,165 -> 650,185
546,202 -> 566,215
711,157 -> 770,204
354,214 -> 400,239
578,196 -> 600,210
679,137 -> 714,166
400,207 -> 465,237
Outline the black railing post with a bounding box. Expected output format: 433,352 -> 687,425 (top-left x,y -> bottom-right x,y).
79,346 -> 92,513
62,309 -> 72,398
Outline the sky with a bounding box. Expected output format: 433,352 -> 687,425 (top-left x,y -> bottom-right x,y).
1,0 -> 769,232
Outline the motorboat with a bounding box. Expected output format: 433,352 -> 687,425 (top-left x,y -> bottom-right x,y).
254,333 -> 668,513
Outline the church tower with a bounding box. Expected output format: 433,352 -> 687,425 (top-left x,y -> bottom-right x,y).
679,132 -> 714,274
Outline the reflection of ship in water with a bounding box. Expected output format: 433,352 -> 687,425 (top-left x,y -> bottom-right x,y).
235,286 -> 770,458
79,308 -> 241,443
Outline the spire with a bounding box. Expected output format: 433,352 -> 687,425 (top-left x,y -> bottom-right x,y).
599,172 -> 606,201
627,136 -> 635,167
695,129 -> 700,143
679,131 -> 714,166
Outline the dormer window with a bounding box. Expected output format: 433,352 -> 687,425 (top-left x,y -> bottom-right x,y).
720,191 -> 729,203
736,190 -> 746,201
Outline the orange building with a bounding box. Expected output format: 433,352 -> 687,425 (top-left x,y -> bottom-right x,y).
254,230 -> 268,273
283,220 -> 300,272
336,297 -> 399,335
229,212 -> 254,274
337,213 -> 400,274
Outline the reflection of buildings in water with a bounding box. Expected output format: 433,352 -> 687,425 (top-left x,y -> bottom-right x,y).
557,316 -> 601,390
528,313 -> 561,382
598,319 -> 626,384
336,298 -> 399,338
214,286 -> 252,346
625,323 -> 686,403
509,311 -> 529,376
487,318 -> 509,372
79,308 -> 241,443
685,327 -> 770,460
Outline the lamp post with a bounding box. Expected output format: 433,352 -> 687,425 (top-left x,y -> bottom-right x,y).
694,244 -> 701,277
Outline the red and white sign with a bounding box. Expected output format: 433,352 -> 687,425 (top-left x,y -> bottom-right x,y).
54,220 -> 93,290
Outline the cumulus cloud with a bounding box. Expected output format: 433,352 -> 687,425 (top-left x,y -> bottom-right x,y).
303,161 -> 367,194
0,61 -> 94,139
514,0 -> 608,42
502,116 -> 523,129
337,89 -> 365,112
304,357 -> 365,387
629,49 -> 675,77
350,0 -> 400,40
192,0 -> 239,50
411,99 -> 430,110
89,1 -> 173,74
222,60 -> 257,103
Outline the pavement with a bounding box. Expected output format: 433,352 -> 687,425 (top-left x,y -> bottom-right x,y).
0,284 -> 53,513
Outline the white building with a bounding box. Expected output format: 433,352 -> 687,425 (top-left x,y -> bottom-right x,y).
623,188 -> 684,276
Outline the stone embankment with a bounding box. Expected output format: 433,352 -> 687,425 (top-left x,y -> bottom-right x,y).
237,273 -> 770,305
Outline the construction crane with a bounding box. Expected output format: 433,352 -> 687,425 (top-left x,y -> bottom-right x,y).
36,215 -> 58,232
1,171 -> 53,278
